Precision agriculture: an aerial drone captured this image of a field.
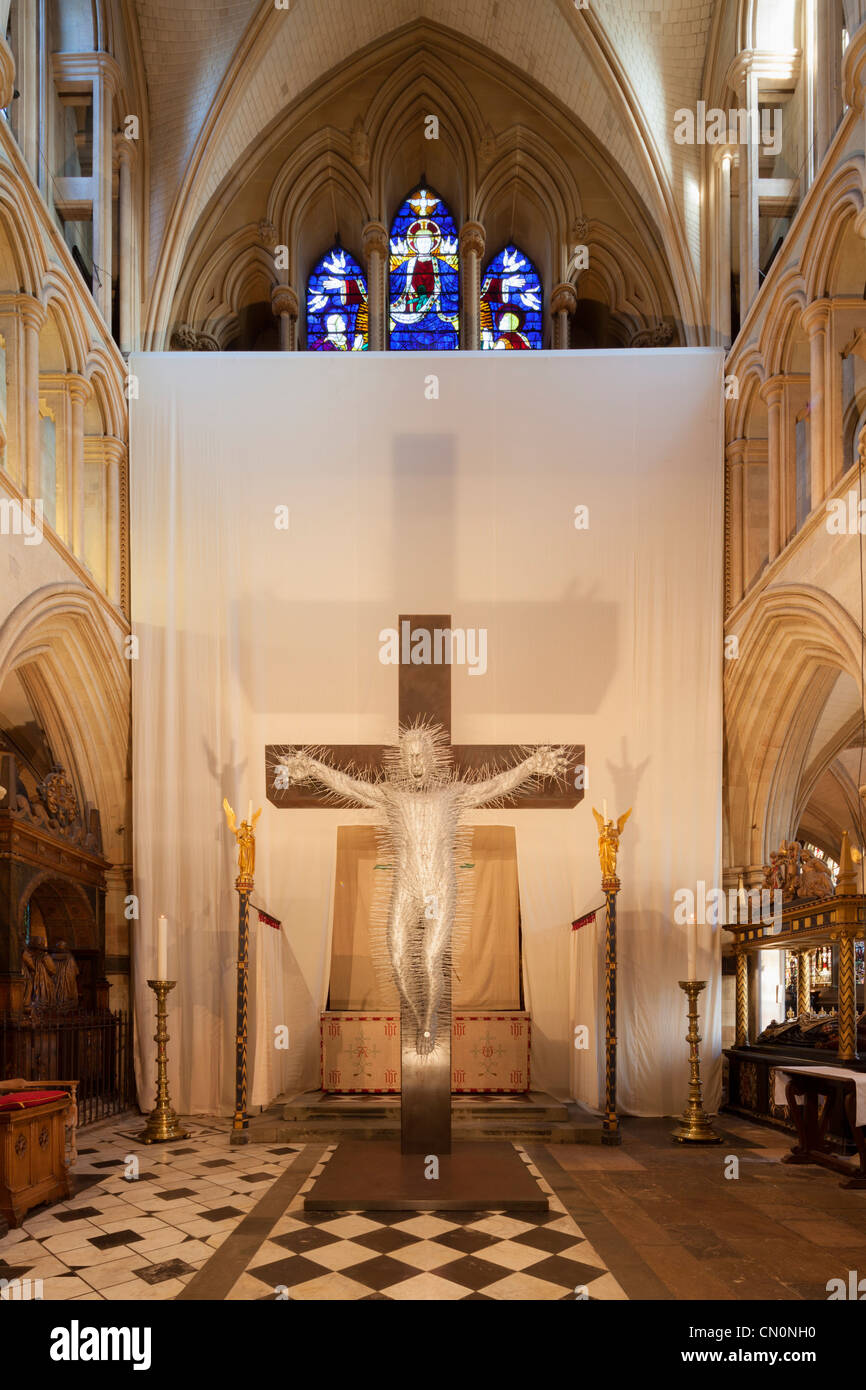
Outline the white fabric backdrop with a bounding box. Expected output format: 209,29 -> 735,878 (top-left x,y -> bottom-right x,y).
129,350 -> 724,1117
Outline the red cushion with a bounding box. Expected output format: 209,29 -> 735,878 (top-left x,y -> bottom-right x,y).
0,1090 -> 68,1111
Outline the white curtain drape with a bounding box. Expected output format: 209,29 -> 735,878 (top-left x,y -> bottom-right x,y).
130,349 -> 724,1117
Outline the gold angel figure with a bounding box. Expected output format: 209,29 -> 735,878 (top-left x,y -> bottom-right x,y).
592,806 -> 632,882
223,798 -> 262,881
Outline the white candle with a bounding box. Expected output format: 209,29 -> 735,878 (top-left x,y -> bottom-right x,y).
247,799 -> 253,823
602,798 -> 608,823
687,915 -> 697,981
157,914 -> 168,980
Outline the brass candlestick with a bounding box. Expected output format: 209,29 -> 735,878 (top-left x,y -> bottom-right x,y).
672,981 -> 721,1145
138,980 -> 189,1143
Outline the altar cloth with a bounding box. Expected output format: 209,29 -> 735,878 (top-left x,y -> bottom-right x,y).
773,1065 -> 866,1125
320,1011 -> 531,1093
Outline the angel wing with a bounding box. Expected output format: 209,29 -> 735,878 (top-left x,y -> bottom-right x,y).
251,806 -> 263,828
592,806 -> 605,832
222,797 -> 237,833
617,808 -> 632,834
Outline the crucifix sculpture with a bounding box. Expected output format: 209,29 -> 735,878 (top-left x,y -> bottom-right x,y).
266,615 -> 583,1155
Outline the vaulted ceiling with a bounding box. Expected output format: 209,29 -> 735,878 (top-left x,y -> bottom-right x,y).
130,0 -> 719,340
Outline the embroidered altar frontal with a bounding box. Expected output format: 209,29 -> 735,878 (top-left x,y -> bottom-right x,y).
321,1012 -> 531,1093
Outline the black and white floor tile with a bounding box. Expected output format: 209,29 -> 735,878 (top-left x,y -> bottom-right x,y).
227,1146 -> 626,1301
0,1116 -> 303,1301
0,1123 -> 626,1301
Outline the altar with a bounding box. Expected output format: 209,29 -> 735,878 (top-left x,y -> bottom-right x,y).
320,1010 -> 531,1093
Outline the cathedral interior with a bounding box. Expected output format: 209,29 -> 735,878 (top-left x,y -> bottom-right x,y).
0,0 -> 865,1337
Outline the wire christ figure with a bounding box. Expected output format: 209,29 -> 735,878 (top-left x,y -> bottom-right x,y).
274,721 -> 567,1056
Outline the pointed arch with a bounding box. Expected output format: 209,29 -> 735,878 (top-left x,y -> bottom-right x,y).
389,186 -> 459,352
306,246 -> 368,352
480,245 -> 543,350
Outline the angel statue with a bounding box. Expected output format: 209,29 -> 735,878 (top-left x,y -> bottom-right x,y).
592,806 -> 632,885
274,721 -> 568,1056
222,799 -> 262,883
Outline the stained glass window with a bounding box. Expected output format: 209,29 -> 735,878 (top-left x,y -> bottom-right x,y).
389,188 -> 459,351
307,247 -> 368,351
481,246 -> 543,350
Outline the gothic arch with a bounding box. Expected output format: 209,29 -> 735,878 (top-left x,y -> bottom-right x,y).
0,583 -> 129,862
84,345 -> 128,440
757,268 -> 808,377
0,169 -> 46,295
146,12 -> 701,348
367,55 -> 480,223
801,163 -> 865,300
41,268 -> 90,375
725,584 -> 865,864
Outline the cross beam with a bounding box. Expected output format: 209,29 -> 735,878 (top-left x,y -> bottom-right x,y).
266,614 -> 584,810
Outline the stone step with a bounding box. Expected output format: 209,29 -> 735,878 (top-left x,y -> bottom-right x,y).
274,1090 -> 571,1125
246,1113 -> 602,1145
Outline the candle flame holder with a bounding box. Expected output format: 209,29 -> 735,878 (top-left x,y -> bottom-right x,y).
672,980 -> 721,1145
137,979 -> 189,1144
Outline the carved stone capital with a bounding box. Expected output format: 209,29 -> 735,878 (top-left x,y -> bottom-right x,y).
550,282 -> 577,316
459,221 -> 486,260
258,219 -> 278,249
170,323 -> 220,352
271,284 -> 299,319
362,221 -> 389,261
630,321 -> 675,348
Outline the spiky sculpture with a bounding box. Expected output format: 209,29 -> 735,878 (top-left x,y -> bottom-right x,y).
274,720 -> 568,1056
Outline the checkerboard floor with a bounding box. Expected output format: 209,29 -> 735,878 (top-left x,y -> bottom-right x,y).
0,1122 -> 626,1301
227,1147 -> 626,1301
0,1115 -> 303,1301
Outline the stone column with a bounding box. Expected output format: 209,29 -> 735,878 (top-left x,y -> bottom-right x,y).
92,56 -> 121,326
736,63 -> 761,314
362,221 -> 389,352
10,0 -> 37,174
0,293 -> 45,496
760,376 -> 785,561
271,285 -> 299,351
458,221 -> 485,350
115,134 -> 137,356
726,439 -> 745,605
715,150 -> 733,344
0,0 -> 14,109
67,374 -> 90,557
735,949 -> 749,1047
844,21 -> 866,240
102,436 -> 125,606
816,0 -> 845,168
803,299 -> 831,509
550,283 -> 577,350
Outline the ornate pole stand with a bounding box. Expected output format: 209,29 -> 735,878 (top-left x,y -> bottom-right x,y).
223,799 -> 261,1146
137,980 -> 188,1143
602,876 -> 621,1146
672,981 -> 721,1145
593,806 -> 631,1147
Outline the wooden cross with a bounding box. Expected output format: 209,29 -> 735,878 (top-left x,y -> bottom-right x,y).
266,614 -> 584,811
265,614 -> 583,1157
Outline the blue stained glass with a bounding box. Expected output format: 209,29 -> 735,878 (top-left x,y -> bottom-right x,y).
307,247 -> 368,350
481,246 -> 543,350
389,188 -> 459,351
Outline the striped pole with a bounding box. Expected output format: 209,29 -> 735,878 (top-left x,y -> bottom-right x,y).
233,883 -> 251,1140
